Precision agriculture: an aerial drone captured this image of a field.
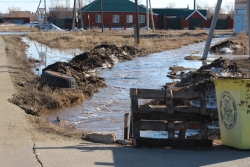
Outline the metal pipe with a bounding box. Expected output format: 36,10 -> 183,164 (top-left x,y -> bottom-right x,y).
202,0 -> 222,60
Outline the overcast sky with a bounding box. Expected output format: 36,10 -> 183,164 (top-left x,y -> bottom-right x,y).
0,0 -> 235,13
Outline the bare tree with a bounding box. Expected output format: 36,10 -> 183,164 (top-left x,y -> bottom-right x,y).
223,2 -> 234,18
48,4 -> 72,19
166,2 -> 176,8
7,6 -> 21,17
198,2 -> 232,18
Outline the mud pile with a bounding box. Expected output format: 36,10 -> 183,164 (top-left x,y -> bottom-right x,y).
163,57 -> 247,110
43,44 -> 146,97
172,57 -> 246,92
210,40 -> 246,55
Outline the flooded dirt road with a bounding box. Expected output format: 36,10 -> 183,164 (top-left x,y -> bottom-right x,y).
23,37 -> 228,139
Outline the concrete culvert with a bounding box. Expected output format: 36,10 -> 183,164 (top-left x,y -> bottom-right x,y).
42,70 -> 77,88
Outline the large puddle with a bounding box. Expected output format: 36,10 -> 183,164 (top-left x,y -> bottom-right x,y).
22,37 -> 228,139
23,37 -> 83,74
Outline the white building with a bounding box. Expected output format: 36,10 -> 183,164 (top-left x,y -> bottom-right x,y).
234,0 -> 248,33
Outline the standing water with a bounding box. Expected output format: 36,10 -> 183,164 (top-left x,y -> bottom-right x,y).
19,37 -> 225,139
22,37 -> 83,74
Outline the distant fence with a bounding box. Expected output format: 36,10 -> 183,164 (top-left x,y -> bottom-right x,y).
158,15 -> 233,30
50,18 -> 74,30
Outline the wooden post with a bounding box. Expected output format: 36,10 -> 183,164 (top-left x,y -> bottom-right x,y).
72,0 -> 76,30
199,92 -> 208,139
100,0 -> 104,33
130,88 -> 140,147
166,89 -> 174,139
124,113 -> 129,140
134,0 -> 140,45
149,0 -> 155,32
78,0 -> 84,29
163,16 -> 167,30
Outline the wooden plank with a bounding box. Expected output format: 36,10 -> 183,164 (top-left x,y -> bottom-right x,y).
135,138 -> 212,147
124,113 -> 129,140
199,92 -> 206,115
132,117 -> 140,147
178,129 -> 187,139
199,92 -> 208,139
166,89 -> 174,139
129,112 -> 132,139
174,106 -> 200,113
133,88 -> 201,100
172,90 -> 200,100
139,121 -> 202,131
136,88 -> 165,99
134,112 -> 211,122
137,105 -> 201,114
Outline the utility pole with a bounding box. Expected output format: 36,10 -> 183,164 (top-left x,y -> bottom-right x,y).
72,0 -> 76,30
149,0 -> 155,32
194,0 -> 196,10
135,0 -> 140,45
0,12 -> 5,23
247,0 -> 250,58
100,0 -> 104,32
44,0 -> 48,31
78,0 -> 84,29
30,0 -> 42,31
146,0 -> 149,32
202,0 -> 222,60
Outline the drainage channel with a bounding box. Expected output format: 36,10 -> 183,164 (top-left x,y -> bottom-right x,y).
22,37 -> 228,139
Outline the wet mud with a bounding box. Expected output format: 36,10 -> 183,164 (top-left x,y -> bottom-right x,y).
210,40 -> 247,55
43,44 -> 146,98
153,57 -> 247,108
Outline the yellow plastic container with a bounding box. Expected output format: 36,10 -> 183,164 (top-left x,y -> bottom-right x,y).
214,78 -> 250,149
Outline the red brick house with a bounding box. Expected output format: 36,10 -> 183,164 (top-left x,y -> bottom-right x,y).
78,0 -> 158,30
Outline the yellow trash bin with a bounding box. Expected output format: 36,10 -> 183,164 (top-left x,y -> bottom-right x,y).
214,78 -> 250,149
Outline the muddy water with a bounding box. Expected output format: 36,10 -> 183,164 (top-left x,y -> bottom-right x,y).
29,37 -> 227,139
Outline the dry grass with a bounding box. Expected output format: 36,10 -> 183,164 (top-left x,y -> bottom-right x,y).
27,29 -> 212,54
0,24 -> 39,32
26,114 -> 84,138
3,35 -> 84,115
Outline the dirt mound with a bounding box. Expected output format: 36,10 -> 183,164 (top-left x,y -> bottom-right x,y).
172,57 -> 245,91
43,44 -> 145,98
184,56 -> 201,60
210,40 -> 246,54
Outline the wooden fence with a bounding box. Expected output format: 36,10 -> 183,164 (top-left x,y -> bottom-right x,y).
129,88 -> 212,147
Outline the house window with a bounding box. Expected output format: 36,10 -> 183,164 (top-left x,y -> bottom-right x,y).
95,14 -> 101,23
113,15 -> 120,23
126,15 -> 133,23
139,15 -> 145,23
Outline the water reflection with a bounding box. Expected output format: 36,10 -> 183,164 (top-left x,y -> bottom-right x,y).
22,37 -> 83,74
